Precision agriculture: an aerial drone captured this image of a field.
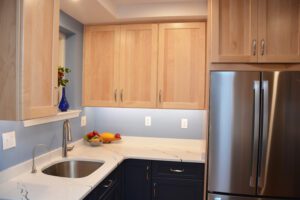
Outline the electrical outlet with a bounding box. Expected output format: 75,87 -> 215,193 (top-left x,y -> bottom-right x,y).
2,131 -> 16,150
81,115 -> 87,127
181,119 -> 188,129
145,116 -> 151,126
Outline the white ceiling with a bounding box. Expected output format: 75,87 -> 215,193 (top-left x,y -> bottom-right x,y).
60,0 -> 207,24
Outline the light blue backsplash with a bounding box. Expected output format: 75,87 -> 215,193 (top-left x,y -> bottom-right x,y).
92,108 -> 206,139
0,12 -> 206,171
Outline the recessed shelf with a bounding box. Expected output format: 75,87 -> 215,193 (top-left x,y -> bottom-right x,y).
23,110 -> 82,127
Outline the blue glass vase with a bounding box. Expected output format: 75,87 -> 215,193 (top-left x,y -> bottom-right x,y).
59,87 -> 69,112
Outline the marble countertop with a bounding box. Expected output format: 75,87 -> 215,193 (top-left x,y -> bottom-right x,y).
0,136 -> 206,200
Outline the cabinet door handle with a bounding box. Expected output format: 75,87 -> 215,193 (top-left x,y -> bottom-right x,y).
252,39 -> 257,56
120,89 -> 123,103
103,179 -> 113,188
146,165 -> 150,181
159,90 -> 162,103
114,89 -> 117,102
153,182 -> 157,199
170,168 -> 185,173
260,39 -> 265,56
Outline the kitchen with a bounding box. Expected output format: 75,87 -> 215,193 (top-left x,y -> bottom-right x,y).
0,0 -> 300,200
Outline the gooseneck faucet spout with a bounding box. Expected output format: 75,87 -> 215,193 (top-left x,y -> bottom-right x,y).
62,119 -> 74,157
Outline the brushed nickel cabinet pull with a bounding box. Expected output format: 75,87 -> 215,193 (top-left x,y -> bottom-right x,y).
170,168 -> 185,173
120,89 -> 123,103
103,179 -> 113,188
252,39 -> 257,56
114,89 -> 117,102
146,166 -> 150,181
153,182 -> 157,199
261,39 -> 265,56
159,90 -> 162,103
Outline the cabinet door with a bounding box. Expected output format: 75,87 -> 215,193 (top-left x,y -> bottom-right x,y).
152,178 -> 203,200
83,26 -> 120,107
22,0 -> 59,119
158,23 -> 206,109
258,0 -> 300,63
123,160 -> 151,200
211,0 -> 258,63
119,24 -> 158,108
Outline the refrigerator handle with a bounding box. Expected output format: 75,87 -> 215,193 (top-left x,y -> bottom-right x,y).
249,81 -> 260,188
258,80 -> 269,189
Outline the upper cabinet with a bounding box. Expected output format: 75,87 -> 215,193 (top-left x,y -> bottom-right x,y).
158,23 -> 207,109
83,24 -> 158,108
0,0 -> 59,120
83,26 -> 120,107
258,0 -> 300,63
210,0 -> 300,63
83,22 -> 207,110
119,24 -> 158,108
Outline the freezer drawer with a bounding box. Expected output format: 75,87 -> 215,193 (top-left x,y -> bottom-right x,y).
208,193 -> 287,200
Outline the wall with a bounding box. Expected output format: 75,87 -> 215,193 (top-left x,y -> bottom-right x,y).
92,108 -> 206,139
0,12 -> 88,171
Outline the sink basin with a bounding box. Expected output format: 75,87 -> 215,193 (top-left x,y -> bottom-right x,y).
42,160 -> 104,178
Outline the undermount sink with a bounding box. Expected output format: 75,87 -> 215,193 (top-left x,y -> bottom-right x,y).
42,160 -> 104,178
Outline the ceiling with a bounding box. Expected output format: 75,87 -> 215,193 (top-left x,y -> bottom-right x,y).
60,0 -> 207,24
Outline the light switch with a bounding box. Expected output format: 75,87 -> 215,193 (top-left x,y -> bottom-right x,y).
2,131 -> 16,150
181,119 -> 188,129
145,116 -> 151,126
81,116 -> 87,127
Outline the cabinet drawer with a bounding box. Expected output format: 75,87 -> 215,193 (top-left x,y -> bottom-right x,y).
84,165 -> 121,200
152,161 -> 204,180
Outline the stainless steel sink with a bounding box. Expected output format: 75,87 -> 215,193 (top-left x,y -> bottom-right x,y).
42,160 -> 104,178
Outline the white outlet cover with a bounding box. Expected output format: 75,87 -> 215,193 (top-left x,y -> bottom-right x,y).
181,118 -> 188,129
2,131 -> 16,150
145,116 -> 151,126
81,116 -> 87,127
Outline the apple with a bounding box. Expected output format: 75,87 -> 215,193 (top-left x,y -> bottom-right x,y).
115,133 -> 121,139
87,132 -> 94,139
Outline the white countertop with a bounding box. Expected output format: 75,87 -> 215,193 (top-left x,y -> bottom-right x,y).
0,136 -> 206,200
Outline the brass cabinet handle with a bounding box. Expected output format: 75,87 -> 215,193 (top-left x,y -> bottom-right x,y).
120,89 -> 123,103
114,89 -> 117,102
260,39 -> 265,56
159,90 -> 162,103
252,39 -> 257,56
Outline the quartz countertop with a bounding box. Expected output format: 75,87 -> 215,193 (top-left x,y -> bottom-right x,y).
0,136 -> 206,200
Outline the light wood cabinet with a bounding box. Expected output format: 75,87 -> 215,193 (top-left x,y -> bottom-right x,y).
83,26 -> 120,107
211,0 -> 258,63
83,24 -> 158,108
0,0 -> 59,120
83,22 -> 207,110
119,24 -> 158,108
210,0 -> 300,63
158,23 -> 206,109
258,0 -> 300,63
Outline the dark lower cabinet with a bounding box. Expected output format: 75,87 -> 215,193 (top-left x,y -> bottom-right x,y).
84,159 -> 204,200
123,159 -> 151,200
152,178 -> 203,200
84,165 -> 122,200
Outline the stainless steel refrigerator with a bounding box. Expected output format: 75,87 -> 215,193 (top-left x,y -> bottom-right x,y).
208,71 -> 300,200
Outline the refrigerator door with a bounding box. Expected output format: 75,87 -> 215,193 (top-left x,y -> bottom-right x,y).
208,72 -> 261,195
258,72 -> 300,198
208,193 -> 287,200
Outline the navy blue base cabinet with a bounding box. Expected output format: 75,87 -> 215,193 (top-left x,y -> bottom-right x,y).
123,159 -> 152,200
84,159 -> 204,200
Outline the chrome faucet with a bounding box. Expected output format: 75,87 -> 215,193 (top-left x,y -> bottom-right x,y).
31,144 -> 49,173
62,119 -> 74,157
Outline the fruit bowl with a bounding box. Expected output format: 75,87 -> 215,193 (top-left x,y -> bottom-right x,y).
83,131 -> 103,147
